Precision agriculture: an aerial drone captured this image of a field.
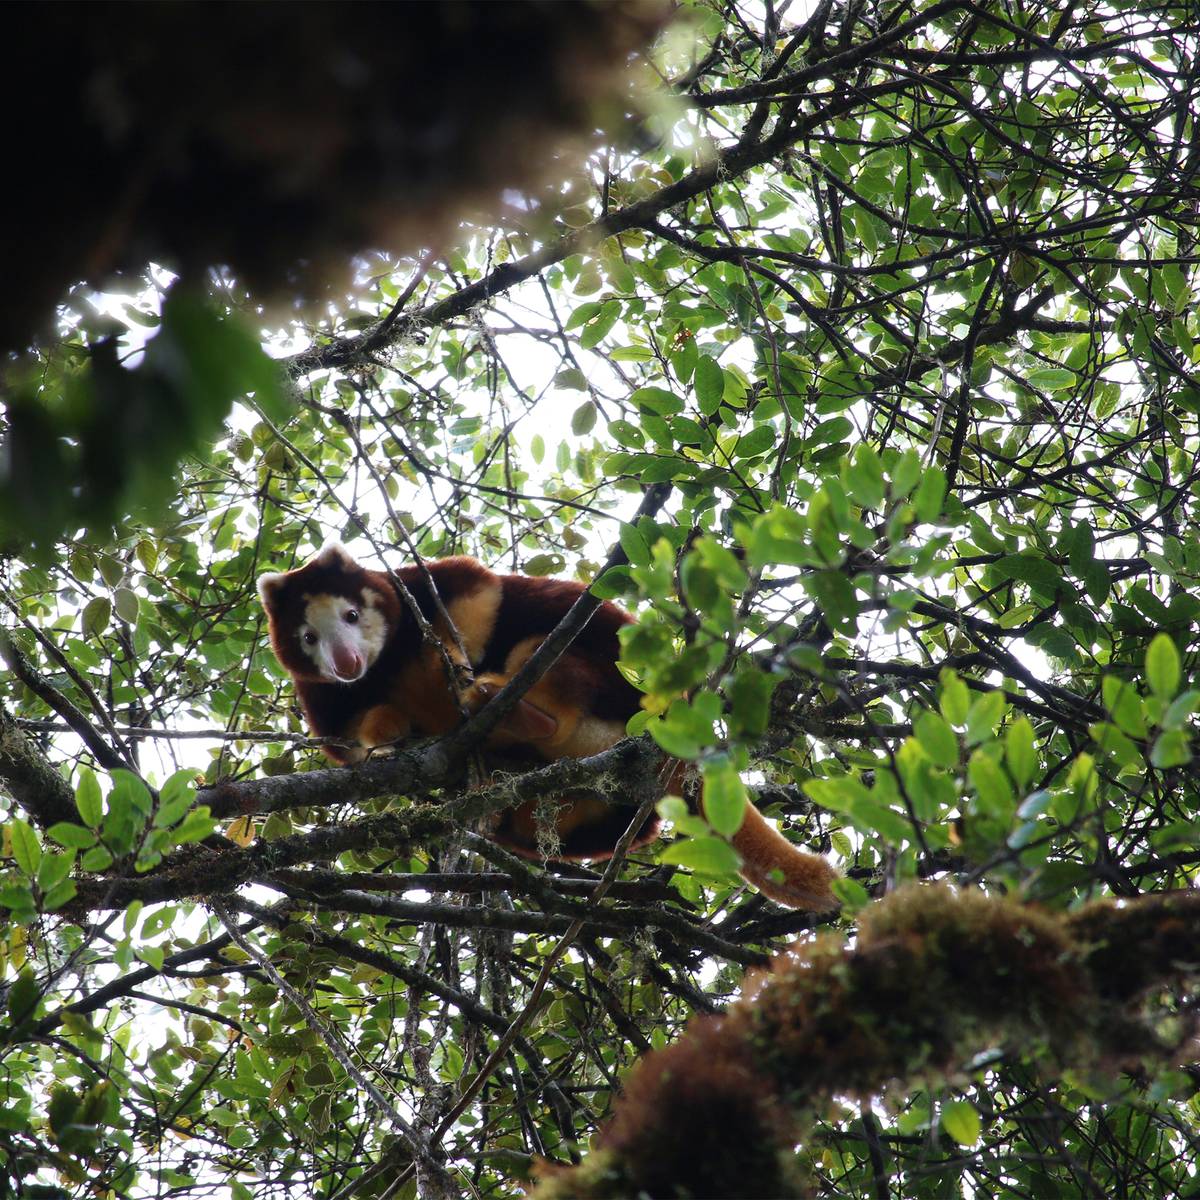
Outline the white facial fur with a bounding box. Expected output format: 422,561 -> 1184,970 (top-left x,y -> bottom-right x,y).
298,589 -> 389,683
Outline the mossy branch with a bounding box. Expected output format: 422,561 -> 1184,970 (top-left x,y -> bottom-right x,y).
533,886 -> 1200,1200
0,697 -> 79,830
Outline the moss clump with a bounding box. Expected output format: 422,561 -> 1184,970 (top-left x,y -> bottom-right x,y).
732,888 -> 1091,1113
595,1017 -> 806,1199
530,885 -> 1200,1200
1068,892 -> 1200,1004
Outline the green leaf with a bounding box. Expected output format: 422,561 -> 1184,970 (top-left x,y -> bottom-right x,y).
1068,522 -> 1095,575
913,467 -> 946,523
46,822 -> 97,850
804,775 -> 871,815
851,796 -> 911,844
580,302 -> 621,348
807,570 -> 858,634
113,587 -> 140,624
969,750 -> 1014,817
138,946 -> 165,971
305,1061 -> 336,1086
1027,367 -> 1076,391
99,557 -> 124,588
565,301 -> 603,331
939,670 -> 970,726
1004,718 -> 1037,789
7,968 -> 40,1026
82,596 -> 112,638
172,809 -> 217,845
609,419 -> 645,448
37,851 -> 74,894
523,554 -> 565,577
942,1099 -> 981,1146
890,448 -> 922,499
1150,821 -> 1200,851
702,759 -> 747,838
1129,585 -> 1171,626
845,443 -> 885,510
1017,790 -> 1052,820
81,845 -> 114,872
915,711 -> 959,768
1145,633 -> 1181,700
996,554 -> 1059,592
831,877 -> 870,911
1083,561 -> 1110,606
310,1093 -> 332,1134
693,356 -> 725,415
618,523 -> 650,567
631,386 -> 684,416
9,818 -> 42,877
649,696 -> 720,759
659,835 -> 741,876
1161,690 -> 1200,730
0,884 -> 35,911
1102,676 -> 1146,738
134,539 -> 159,573
75,768 -> 103,828
153,771 -> 199,829
108,770 -> 153,820
964,689 -> 1005,746
733,426 -> 775,459
554,367 -> 588,391
571,401 -> 597,436
1150,730 -> 1191,769
726,668 -> 776,738
656,795 -> 689,824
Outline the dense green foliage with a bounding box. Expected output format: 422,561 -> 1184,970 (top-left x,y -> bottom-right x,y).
2,1 -> 1199,1196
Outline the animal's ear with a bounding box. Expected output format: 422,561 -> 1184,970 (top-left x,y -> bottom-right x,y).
257,572 -> 288,608
312,539 -> 358,571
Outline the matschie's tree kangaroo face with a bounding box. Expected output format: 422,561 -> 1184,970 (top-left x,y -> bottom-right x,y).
257,541 -> 392,686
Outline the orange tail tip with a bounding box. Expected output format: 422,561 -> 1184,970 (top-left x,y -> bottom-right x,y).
730,804 -> 839,911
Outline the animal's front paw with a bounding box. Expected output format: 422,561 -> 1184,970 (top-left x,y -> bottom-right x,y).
470,678 -> 558,741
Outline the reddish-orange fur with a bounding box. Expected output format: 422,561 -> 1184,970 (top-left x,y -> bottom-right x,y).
258,546 -> 837,909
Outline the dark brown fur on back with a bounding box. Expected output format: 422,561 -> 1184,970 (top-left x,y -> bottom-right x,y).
483,574 -> 637,722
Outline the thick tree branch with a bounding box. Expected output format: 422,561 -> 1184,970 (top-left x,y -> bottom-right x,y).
0,697 -> 80,829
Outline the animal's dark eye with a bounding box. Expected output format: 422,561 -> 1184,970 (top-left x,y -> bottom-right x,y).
345,610 -> 359,624
303,631 -> 318,646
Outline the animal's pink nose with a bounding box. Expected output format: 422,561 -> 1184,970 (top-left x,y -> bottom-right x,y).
331,643 -> 363,680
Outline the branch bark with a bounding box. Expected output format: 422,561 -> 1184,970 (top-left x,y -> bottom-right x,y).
0,697 -> 80,829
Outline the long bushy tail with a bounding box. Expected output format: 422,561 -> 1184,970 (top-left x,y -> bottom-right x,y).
730,804 -> 838,910
668,762 -> 838,910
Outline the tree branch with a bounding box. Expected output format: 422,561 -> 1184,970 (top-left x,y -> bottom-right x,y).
0,697 -> 80,829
